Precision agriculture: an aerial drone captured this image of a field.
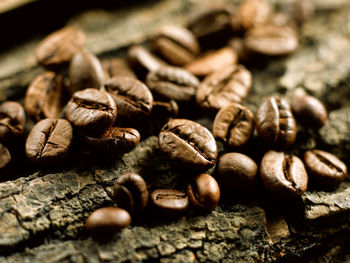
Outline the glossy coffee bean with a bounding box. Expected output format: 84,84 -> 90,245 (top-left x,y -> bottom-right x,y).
291,95 -> 327,130
238,0 -> 272,30
304,150 -> 347,188
69,50 -> 105,94
0,101 -> 25,141
159,119 -> 217,171
85,207 -> 131,234
212,103 -> 254,148
216,152 -> 258,191
25,72 -> 65,121
260,150 -> 308,199
256,96 -> 297,148
25,119 -> 73,165
84,127 -> 140,155
35,27 -> 86,68
146,66 -> 199,102
152,24 -> 200,66
187,173 -> 220,211
0,143 -> 11,170
150,189 -> 189,216
196,65 -> 252,112
104,76 -> 153,119
113,172 -> 148,214
65,89 -> 117,135
102,58 -> 136,79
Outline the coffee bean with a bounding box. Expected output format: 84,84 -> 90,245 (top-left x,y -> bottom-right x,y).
152,100 -> 179,117
150,189 -> 189,216
196,65 -> 252,112
159,119 -> 217,171
102,58 -> 136,79
113,172 -> 148,214
0,143 -> 11,170
291,95 -> 327,130
146,66 -> 199,102
260,150 -> 308,199
304,149 -> 347,188
69,50 -> 105,94
216,152 -> 258,191
185,47 -> 238,78
238,0 -> 273,30
65,88 -> 117,135
25,119 -> 73,165
25,72 -> 65,121
187,173 -> 220,211
85,207 -> 131,234
152,24 -> 200,66
212,103 -> 254,148
35,27 -> 86,68
0,101 -> 25,141
256,96 -> 297,148
104,76 -> 153,119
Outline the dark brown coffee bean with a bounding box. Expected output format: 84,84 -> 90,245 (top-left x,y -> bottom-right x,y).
113,172 -> 148,214
216,152 -> 258,191
0,101 -> 25,141
238,0 -> 273,30
35,27 -> 86,68
85,207 -> 131,234
25,72 -> 65,121
69,50 -> 105,94
104,76 -> 153,119
25,119 -> 73,165
150,189 -> 189,216
84,127 -> 140,155
304,150 -> 347,188
185,47 -> 238,78
260,150 -> 308,199
65,89 -> 117,135
256,96 -> 297,148
212,103 -> 254,148
152,24 -> 200,66
152,100 -> 179,117
159,119 -> 217,171
102,58 -> 136,79
187,173 -> 220,211
196,65 -> 252,112
291,95 -> 327,130
0,143 -> 11,170
146,66 -> 199,102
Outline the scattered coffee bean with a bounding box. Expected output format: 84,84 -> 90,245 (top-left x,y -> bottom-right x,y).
159,119 -> 217,171
304,149 -> 347,188
65,88 -> 117,135
102,58 -> 137,79
0,101 -> 25,141
256,96 -> 297,148
187,173 -> 220,211
151,100 -> 179,117
238,0 -> 273,30
260,150 -> 308,199
0,143 -> 11,170
150,189 -> 189,216
113,172 -> 148,214
25,119 -> 73,165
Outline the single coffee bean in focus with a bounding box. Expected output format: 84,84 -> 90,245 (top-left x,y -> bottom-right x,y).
0,143 -> 11,170
150,189 -> 189,216
0,101 -> 25,141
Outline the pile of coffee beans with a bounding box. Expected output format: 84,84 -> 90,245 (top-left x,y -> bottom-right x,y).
1,0 -> 347,234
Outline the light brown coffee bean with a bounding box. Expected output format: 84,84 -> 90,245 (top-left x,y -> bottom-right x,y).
238,0 -> 273,30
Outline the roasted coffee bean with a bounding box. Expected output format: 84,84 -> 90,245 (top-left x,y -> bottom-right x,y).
238,0 -> 273,30
212,103 -> 254,148
291,95 -> 327,130
0,143 -> 11,170
158,119 -> 217,171
84,127 -> 140,155
35,27 -> 86,68
146,66 -> 199,102
152,24 -> 200,66
25,119 -> 73,165
102,58 -> 137,79
216,152 -> 258,191
0,101 -> 25,141
304,150 -> 347,188
256,96 -> 297,148
104,76 -> 153,119
65,89 -> 117,135
196,65 -> 252,112
245,25 -> 299,56
25,72 -> 65,121
185,47 -> 238,78
113,172 -> 148,214
187,173 -> 220,211
69,50 -> 105,94
260,150 -> 308,199
85,207 -> 131,234
152,100 -> 179,117
150,189 -> 189,216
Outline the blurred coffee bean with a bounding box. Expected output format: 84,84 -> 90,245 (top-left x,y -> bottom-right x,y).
227,37 -> 251,62
150,189 -> 189,216
238,0 -> 273,30
102,58 -> 137,79
0,101 -> 25,141
151,100 -> 179,117
0,143 -> 11,170
277,0 -> 315,25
